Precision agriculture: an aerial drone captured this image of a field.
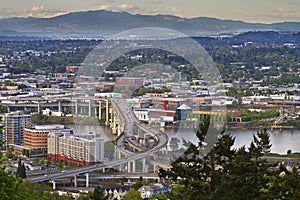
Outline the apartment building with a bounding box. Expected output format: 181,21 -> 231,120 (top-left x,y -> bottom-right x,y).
3,111 -> 31,147
48,132 -> 104,165
24,124 -> 72,157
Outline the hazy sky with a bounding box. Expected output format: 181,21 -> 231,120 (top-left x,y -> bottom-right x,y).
0,0 -> 300,23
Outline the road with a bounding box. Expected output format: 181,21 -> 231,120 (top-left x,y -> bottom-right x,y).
28,98 -> 168,183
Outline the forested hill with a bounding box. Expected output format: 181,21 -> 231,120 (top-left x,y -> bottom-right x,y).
194,32 -> 300,46
1,10 -> 300,37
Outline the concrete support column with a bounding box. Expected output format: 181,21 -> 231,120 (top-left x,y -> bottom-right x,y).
52,180 -> 56,190
88,100 -> 91,117
142,158 -> 147,173
127,161 -> 131,173
58,101 -> 61,112
74,175 -> 77,187
37,103 -> 40,113
99,101 -> 102,119
75,100 -> 78,115
132,161 -> 136,173
153,164 -> 157,173
111,113 -> 117,134
110,109 -> 114,128
105,100 -> 109,125
86,173 -> 89,188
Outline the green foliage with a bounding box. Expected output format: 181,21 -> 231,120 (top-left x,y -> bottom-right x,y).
16,159 -> 26,179
149,193 -> 168,200
159,118 -> 300,199
169,138 -> 180,152
104,141 -> 115,161
78,186 -> 108,200
34,157 -> 39,164
40,158 -> 45,165
22,149 -> 29,157
0,168 -> 73,200
123,188 -> 142,200
7,147 -> 14,159
240,109 -> 280,122
134,87 -> 171,96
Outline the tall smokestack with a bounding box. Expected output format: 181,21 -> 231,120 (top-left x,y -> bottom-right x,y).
163,100 -> 167,110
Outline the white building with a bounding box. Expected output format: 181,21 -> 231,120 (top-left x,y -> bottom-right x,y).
48,132 -> 104,165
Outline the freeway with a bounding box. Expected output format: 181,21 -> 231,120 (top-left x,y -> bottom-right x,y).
29,145 -> 166,183
113,99 -> 168,154
28,98 -> 168,183
76,172 -> 159,180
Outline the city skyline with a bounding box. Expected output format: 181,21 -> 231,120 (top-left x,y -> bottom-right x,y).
0,0 -> 300,23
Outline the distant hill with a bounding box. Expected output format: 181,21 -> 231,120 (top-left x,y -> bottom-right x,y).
0,10 -> 300,37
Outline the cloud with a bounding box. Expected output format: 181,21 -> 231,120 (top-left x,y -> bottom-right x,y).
0,9 -> 18,19
98,4 -> 113,10
118,4 -> 134,10
31,5 -> 45,12
268,8 -> 300,21
169,7 -> 183,16
20,5 -> 68,18
97,3 -> 144,13
171,7 -> 183,14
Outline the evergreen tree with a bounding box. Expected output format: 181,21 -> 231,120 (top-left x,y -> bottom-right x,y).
92,186 -> 108,200
159,118 -> 275,199
16,159 -> 26,179
159,117 -> 234,199
21,163 -> 27,179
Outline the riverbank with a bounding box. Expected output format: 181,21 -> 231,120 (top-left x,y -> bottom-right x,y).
227,125 -> 300,130
32,115 -> 106,125
263,153 -> 300,163
32,115 -> 300,130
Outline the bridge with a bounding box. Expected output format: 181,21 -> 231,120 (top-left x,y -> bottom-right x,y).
26,97 -> 169,189
1,95 -> 110,122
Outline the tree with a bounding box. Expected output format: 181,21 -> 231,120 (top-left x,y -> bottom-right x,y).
123,188 -> 142,200
150,193 -> 168,200
79,186 -> 108,200
159,118 -> 275,199
92,186 -> 108,200
34,157 -> 39,164
159,117 -> 233,199
16,159 -> 26,179
169,138 -> 180,152
22,149 -> 29,157
40,158 -> 45,165
6,147 -> 14,159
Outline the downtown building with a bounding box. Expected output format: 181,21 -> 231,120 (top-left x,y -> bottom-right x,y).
23,124 -> 72,157
3,111 -> 31,148
47,132 -> 104,166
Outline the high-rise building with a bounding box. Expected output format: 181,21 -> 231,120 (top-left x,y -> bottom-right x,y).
48,132 -> 104,165
3,111 -> 31,147
24,124 -> 72,157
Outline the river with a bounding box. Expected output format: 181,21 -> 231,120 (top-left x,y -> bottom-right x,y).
67,124 -> 300,154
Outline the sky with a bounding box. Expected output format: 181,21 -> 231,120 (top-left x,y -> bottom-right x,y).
0,0 -> 300,23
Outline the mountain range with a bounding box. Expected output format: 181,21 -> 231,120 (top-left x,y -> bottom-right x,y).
1,10 -> 300,37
